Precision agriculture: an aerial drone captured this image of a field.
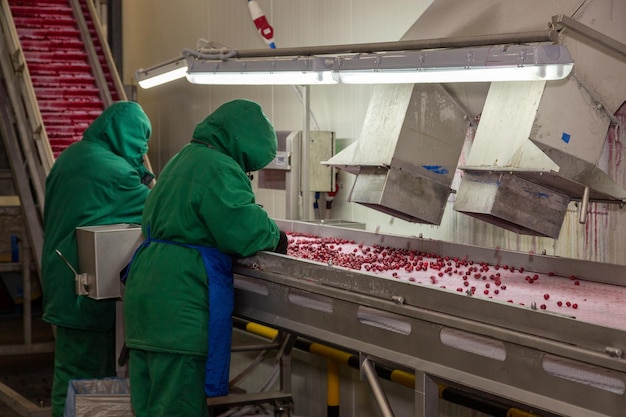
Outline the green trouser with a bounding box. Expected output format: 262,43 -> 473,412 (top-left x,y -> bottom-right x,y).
129,349 -> 209,417
51,326 -> 115,417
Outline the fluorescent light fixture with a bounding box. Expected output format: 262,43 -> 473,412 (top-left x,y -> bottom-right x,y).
333,45 -> 574,84
136,44 -> 574,87
136,56 -> 188,89
185,56 -> 337,85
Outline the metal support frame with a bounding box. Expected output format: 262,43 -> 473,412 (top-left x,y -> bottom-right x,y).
198,30 -> 559,60
552,14 -> 626,59
414,371 -> 439,417
300,85 -> 312,221
361,355 -> 395,417
206,331 -> 295,415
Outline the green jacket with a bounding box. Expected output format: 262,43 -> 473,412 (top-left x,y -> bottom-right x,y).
42,101 -> 152,331
124,99 -> 281,356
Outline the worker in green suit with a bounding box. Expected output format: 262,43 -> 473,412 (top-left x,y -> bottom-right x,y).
41,101 -> 153,417
123,99 -> 288,417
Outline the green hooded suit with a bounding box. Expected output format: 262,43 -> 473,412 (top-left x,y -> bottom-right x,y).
42,101 -> 152,417
124,99 -> 281,417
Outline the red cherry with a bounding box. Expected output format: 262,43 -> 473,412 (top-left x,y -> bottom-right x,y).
543,294 -> 550,300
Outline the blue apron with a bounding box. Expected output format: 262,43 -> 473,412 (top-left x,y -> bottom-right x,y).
124,232 -> 234,397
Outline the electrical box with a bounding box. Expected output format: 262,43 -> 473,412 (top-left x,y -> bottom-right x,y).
258,130 -> 335,220
75,224 -> 144,300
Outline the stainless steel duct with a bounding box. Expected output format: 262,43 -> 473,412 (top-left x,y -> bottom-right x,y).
324,83 -> 468,224
454,6 -> 626,238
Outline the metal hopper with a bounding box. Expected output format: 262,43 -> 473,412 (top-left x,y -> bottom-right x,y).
454,13 -> 626,238
324,83 -> 468,224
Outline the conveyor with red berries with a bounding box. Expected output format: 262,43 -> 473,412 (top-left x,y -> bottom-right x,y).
233,220 -> 626,417
8,0 -> 121,158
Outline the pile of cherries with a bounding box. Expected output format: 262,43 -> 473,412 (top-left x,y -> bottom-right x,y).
286,232 -> 583,312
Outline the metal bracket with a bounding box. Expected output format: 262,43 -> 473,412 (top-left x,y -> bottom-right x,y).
552,14 -> 626,60
55,249 -> 90,295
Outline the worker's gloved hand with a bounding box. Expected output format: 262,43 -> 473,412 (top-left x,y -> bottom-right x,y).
274,231 -> 288,255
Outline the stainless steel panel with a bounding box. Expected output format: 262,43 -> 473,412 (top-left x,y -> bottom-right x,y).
75,224 -> 143,300
326,84 -> 467,225
301,219 -> 366,229
349,166 -> 451,224
454,171 -> 569,238
308,130 -> 334,192
233,258 -> 625,417
258,130 -> 334,220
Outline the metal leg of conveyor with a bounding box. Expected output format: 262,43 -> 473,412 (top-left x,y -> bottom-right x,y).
276,332 -> 295,395
274,332 -> 295,416
360,355 -> 395,417
414,371 -> 438,417
207,331 -> 295,416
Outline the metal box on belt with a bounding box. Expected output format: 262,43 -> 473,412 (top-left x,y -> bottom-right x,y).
75,224 -> 143,300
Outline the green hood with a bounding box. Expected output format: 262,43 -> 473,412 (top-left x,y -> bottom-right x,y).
83,101 -> 152,171
192,99 -> 277,172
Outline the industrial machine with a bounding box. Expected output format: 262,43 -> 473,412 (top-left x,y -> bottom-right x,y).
232,220 -> 626,417
67,218 -> 626,417
325,2 -> 626,240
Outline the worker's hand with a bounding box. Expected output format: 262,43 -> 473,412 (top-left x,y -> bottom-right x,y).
273,231 -> 288,254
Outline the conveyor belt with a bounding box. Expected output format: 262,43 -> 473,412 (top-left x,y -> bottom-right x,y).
287,233 -> 626,332
232,220 -> 626,417
8,0 -> 115,157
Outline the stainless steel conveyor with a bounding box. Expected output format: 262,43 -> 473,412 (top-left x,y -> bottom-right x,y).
232,220 -> 626,417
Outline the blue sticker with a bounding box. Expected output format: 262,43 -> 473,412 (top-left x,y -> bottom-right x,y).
422,165 -> 448,175
561,133 -> 571,143
523,187 -> 549,198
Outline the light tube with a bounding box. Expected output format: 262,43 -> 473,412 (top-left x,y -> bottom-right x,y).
137,44 -> 573,87
333,45 -> 574,84
185,56 -> 337,85
136,57 -> 188,89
